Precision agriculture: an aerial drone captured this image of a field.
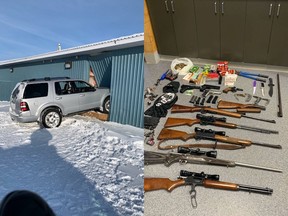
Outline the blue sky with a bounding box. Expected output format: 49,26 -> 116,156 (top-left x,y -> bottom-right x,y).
0,0 -> 143,61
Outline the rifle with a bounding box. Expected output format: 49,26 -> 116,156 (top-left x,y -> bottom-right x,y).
171,104 -> 276,123
157,127 -> 282,149
277,74 -> 283,117
217,99 -> 266,111
144,170 -> 273,208
180,84 -> 220,93
144,151 -> 282,172
164,114 -> 279,134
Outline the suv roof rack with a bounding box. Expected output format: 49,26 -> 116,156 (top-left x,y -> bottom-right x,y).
22,77 -> 70,82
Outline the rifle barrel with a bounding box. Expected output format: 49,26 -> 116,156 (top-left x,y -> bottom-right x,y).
236,124 -> 279,134
238,184 -> 273,195
242,115 -> 276,123
251,141 -> 282,149
235,162 -> 282,173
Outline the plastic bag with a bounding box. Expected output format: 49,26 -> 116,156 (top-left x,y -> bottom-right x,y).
171,58 -> 193,75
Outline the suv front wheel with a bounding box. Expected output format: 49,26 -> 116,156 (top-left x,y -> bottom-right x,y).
102,97 -> 110,114
41,108 -> 62,128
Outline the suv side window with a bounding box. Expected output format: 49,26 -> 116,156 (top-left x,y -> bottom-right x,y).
11,84 -> 21,100
74,81 -> 95,93
55,81 -> 77,95
23,83 -> 48,99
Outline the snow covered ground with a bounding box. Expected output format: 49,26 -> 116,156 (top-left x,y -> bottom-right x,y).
0,101 -> 144,216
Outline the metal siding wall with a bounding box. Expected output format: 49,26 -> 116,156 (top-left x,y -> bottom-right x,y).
0,69 -> 17,101
0,59 -> 87,101
109,46 -> 144,128
88,55 -> 112,88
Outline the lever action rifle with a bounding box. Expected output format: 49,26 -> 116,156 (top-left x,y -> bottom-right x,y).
144,151 -> 282,172
217,99 -> 266,111
144,170 -> 273,208
171,104 -> 276,123
164,114 -> 279,134
157,127 -> 282,149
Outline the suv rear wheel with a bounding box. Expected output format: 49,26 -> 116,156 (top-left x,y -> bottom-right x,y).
41,108 -> 62,128
102,97 -> 110,114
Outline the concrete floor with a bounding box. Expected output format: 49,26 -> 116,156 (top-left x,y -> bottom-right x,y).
144,57 -> 288,216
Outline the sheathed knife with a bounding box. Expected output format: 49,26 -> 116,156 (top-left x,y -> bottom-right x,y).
268,78 -> 274,97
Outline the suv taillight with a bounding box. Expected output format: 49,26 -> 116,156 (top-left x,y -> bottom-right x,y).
20,101 -> 30,112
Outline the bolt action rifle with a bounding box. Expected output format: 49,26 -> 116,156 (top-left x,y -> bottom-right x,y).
144,170 -> 273,208
144,151 -> 282,172
157,127 -> 282,149
164,114 -> 279,134
171,104 -> 276,123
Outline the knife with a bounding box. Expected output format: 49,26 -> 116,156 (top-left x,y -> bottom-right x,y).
268,78 -> 274,97
253,80 -> 257,95
261,83 -> 265,97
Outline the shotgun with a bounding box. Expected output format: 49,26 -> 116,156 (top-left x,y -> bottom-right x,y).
157,127 -> 282,149
217,99 -> 266,111
171,104 -> 276,123
144,151 -> 282,172
164,114 -> 279,134
144,170 -> 273,208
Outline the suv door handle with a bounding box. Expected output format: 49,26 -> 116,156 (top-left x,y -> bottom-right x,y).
79,94 -> 85,97
55,97 -> 62,100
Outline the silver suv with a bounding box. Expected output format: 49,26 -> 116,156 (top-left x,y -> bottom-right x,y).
9,77 -> 110,128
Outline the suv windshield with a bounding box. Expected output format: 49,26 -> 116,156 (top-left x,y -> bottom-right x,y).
23,83 -> 48,99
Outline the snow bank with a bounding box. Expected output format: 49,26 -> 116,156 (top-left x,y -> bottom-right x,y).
0,101 -> 144,216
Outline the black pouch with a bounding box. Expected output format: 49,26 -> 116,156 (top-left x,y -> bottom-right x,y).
163,81 -> 180,93
144,93 -> 178,118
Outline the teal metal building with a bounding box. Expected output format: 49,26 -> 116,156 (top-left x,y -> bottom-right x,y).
0,34 -> 144,128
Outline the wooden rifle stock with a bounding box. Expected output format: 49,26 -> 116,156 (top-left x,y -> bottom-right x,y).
158,128 -> 197,142
236,108 -> 261,113
144,178 -> 238,192
164,118 -> 200,128
218,100 -> 265,110
171,104 -> 203,113
203,179 -> 238,190
144,178 -> 185,192
171,104 -> 242,118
